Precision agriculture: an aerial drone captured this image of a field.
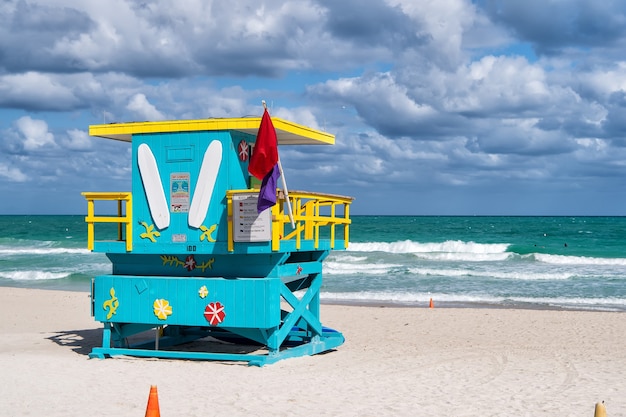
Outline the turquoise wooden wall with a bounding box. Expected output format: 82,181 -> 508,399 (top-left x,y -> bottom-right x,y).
94,275 -> 281,328
130,130 -> 253,255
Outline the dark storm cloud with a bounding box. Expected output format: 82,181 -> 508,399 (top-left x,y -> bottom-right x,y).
0,0 -> 420,81
0,0 -> 95,73
318,0 -> 429,49
601,92 -> 626,144
10,0 -> 92,32
481,0 -> 626,54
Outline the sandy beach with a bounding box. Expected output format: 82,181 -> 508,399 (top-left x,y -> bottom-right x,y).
0,287 -> 624,416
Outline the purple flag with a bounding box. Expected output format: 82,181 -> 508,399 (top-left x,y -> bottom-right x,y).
257,164 -> 280,213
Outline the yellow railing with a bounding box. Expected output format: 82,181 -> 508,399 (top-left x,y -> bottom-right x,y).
83,190 -> 351,253
82,192 -> 133,251
227,190 -> 353,252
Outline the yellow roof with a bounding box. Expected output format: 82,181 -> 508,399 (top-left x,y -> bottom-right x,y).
89,117 -> 334,145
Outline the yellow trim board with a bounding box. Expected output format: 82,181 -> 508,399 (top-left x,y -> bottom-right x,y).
89,117 -> 334,145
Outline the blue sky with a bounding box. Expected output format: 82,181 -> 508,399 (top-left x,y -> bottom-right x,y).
2,0 -> 626,215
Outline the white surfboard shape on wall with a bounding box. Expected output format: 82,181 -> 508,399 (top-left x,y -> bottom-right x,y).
188,140 -> 223,228
137,143 -> 170,230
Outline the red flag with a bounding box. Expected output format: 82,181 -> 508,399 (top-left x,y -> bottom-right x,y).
248,109 -> 279,180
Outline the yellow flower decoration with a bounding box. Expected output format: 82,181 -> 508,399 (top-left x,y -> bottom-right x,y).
153,299 -> 172,320
198,285 -> 209,298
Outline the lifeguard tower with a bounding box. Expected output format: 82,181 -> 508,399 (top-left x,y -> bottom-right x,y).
82,113 -> 352,366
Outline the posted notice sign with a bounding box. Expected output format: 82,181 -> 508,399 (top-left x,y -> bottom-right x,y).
232,193 -> 272,242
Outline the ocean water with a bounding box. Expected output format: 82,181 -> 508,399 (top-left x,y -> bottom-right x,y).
1,215 -> 625,311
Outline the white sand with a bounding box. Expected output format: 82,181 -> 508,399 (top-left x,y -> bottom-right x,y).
0,287 -> 623,416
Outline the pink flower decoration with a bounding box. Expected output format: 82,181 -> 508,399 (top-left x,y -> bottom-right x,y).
184,255 -> 196,271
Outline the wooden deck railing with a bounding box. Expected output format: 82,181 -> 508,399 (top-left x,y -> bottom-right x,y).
82,190 -> 352,253
82,192 -> 133,251
227,190 -> 353,252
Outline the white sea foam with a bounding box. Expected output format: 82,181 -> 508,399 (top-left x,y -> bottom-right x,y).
1,270 -> 70,281
329,255 -> 368,262
349,240 -> 511,262
319,291 -> 626,310
325,262 -> 574,280
349,240 -> 510,255
535,253 -> 626,266
407,267 -> 573,281
407,268 -> 471,277
412,252 -> 512,262
324,261 -> 400,275
0,247 -> 90,255
319,291 -> 502,305
506,295 -> 626,307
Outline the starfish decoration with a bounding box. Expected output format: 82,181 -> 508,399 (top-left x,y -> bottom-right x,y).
199,224 -> 217,242
139,221 -> 160,243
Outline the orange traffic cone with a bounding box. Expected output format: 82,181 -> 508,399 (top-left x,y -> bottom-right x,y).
145,385 -> 160,417
429,298 -> 434,309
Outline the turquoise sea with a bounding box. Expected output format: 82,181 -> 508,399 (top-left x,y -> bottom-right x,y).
1,215 -> 625,311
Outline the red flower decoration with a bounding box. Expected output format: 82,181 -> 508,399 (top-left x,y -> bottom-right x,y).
184,255 -> 196,271
204,302 -> 225,326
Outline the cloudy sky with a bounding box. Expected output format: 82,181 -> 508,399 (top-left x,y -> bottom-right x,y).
2,0 -> 626,215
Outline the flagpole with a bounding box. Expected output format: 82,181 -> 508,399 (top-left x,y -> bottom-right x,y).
277,158 -> 295,229
263,101 -> 296,229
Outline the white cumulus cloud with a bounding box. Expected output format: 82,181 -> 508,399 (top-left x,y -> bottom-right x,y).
15,116 -> 56,151
126,93 -> 166,121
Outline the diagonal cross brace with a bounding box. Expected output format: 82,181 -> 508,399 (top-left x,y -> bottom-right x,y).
272,275 -> 323,348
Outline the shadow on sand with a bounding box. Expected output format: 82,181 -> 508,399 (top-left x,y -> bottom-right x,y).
46,327 -> 267,358
47,328 -> 103,356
